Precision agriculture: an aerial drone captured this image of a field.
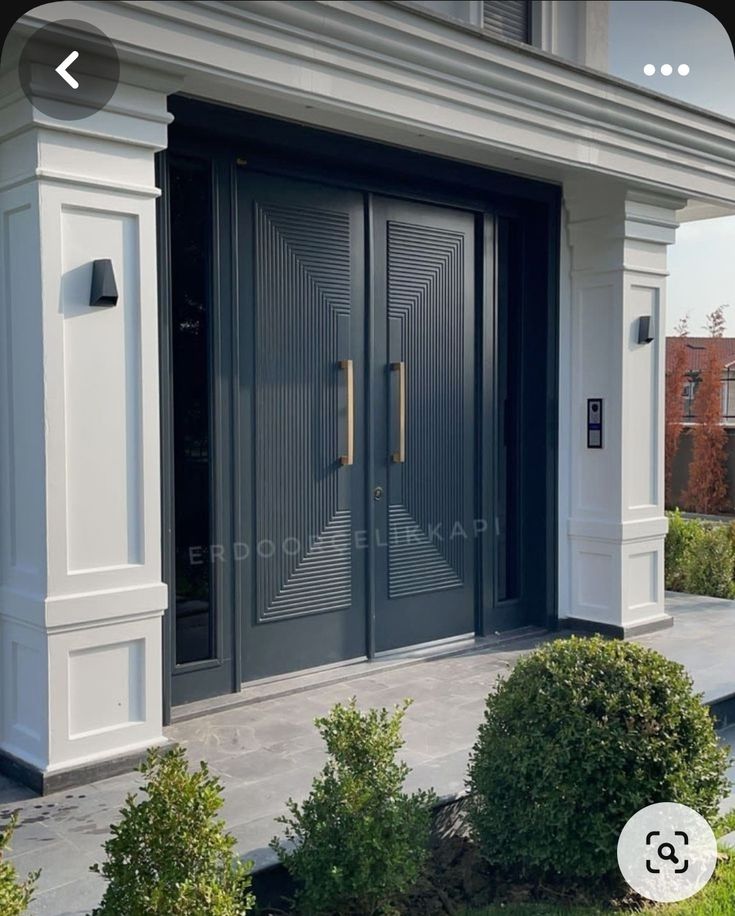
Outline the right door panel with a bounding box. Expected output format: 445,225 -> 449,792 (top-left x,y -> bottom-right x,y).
372,197 -> 476,651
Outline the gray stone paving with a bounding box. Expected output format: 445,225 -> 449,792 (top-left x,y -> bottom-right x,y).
637,593 -> 735,704
3,596 -> 735,916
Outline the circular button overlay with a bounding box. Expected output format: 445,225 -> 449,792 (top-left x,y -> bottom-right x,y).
617,802 -> 718,903
19,19 -> 119,120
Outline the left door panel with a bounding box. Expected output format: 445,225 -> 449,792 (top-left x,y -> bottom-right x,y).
237,172 -> 367,680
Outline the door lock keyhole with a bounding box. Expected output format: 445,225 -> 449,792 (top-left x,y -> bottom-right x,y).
373,486 -> 384,501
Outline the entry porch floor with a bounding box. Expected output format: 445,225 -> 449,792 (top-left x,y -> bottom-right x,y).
3,593 -> 735,916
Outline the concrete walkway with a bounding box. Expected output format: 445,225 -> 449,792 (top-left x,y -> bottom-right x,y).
638,592 -> 735,707
3,595 -> 735,916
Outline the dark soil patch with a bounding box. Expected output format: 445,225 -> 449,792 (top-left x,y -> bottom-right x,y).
253,797 -> 642,915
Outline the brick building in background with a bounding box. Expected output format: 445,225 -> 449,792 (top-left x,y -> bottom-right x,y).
667,336 -> 735,511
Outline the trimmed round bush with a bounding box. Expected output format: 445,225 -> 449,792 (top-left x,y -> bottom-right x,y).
466,635 -> 730,880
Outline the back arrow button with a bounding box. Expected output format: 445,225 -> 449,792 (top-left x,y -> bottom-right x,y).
55,50 -> 79,89
19,19 -> 120,120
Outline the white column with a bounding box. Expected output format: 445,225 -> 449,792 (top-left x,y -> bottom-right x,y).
561,181 -> 683,636
0,66 -> 173,789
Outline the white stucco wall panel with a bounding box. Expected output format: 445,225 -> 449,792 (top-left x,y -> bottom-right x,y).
577,549 -> 615,610
36,180 -> 163,602
48,613 -> 163,768
68,638 -> 144,738
0,131 -> 39,186
60,205 -> 143,573
570,542 -> 621,624
573,281 -> 618,517
0,195 -> 45,594
623,283 -> 659,511
626,549 -> 658,614
0,617 -> 49,770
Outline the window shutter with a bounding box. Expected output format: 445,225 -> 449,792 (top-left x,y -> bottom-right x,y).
482,0 -> 530,42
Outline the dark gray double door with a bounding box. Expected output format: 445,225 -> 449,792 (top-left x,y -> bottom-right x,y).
238,173 -> 476,680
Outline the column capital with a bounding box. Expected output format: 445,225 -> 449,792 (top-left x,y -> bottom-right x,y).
565,182 -> 684,275
0,61 -> 178,203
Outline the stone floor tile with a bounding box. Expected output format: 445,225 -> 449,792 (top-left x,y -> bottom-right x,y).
29,876 -> 104,916
4,594 -> 735,916
12,837 -> 88,895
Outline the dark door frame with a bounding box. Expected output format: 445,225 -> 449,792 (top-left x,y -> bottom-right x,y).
158,96 -> 560,718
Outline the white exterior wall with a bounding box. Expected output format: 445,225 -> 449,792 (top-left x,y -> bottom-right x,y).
538,0 -> 609,71
0,69 -> 172,776
559,184 -> 682,633
1,0 -> 734,777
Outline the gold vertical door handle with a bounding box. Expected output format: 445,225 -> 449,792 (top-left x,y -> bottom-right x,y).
391,360 -> 406,463
339,359 -> 354,466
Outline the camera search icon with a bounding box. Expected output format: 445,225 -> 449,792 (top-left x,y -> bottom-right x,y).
617,802 -> 717,902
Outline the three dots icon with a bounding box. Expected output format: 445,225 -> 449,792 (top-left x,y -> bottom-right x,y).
643,64 -> 690,76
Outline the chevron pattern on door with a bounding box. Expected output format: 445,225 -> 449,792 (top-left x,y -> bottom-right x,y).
253,202 -> 352,623
386,220 -> 467,598
388,505 -> 463,597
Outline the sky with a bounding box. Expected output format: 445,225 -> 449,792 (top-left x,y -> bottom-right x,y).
608,1 -> 735,334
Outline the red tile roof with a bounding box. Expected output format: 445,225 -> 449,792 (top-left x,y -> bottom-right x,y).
666,337 -> 735,374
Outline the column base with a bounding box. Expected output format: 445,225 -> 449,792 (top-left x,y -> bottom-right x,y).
563,614 -> 674,639
0,737 -> 173,796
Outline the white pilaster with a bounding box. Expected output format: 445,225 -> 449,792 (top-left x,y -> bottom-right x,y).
562,181 -> 683,636
0,64 -> 174,786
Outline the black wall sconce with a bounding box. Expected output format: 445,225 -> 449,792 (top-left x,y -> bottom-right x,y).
637,315 -> 655,344
89,259 -> 118,307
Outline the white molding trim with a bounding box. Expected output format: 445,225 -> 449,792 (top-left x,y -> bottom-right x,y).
0,168 -> 160,198
0,583 -> 167,630
43,735 -> 170,775
568,517 -> 670,543
17,0 -> 735,211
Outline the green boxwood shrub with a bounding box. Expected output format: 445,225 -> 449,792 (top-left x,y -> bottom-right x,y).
665,510 -> 735,598
272,698 -> 435,916
684,524 -> 735,598
466,636 -> 730,881
92,747 -> 253,916
665,509 -> 701,592
0,814 -> 37,916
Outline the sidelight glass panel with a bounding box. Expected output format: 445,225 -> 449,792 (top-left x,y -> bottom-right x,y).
170,156 -> 214,664
497,218 -> 521,602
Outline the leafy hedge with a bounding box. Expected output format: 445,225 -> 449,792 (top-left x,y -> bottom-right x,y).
665,509 -> 735,598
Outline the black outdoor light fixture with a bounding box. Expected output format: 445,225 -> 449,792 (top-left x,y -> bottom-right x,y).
89,258 -> 118,307
637,314 -> 655,344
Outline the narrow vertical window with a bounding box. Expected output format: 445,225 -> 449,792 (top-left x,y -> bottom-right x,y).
170,156 -> 214,665
497,218 -> 521,601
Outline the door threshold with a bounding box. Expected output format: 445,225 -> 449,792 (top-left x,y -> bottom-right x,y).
374,632 -> 476,660
170,625 -> 547,725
